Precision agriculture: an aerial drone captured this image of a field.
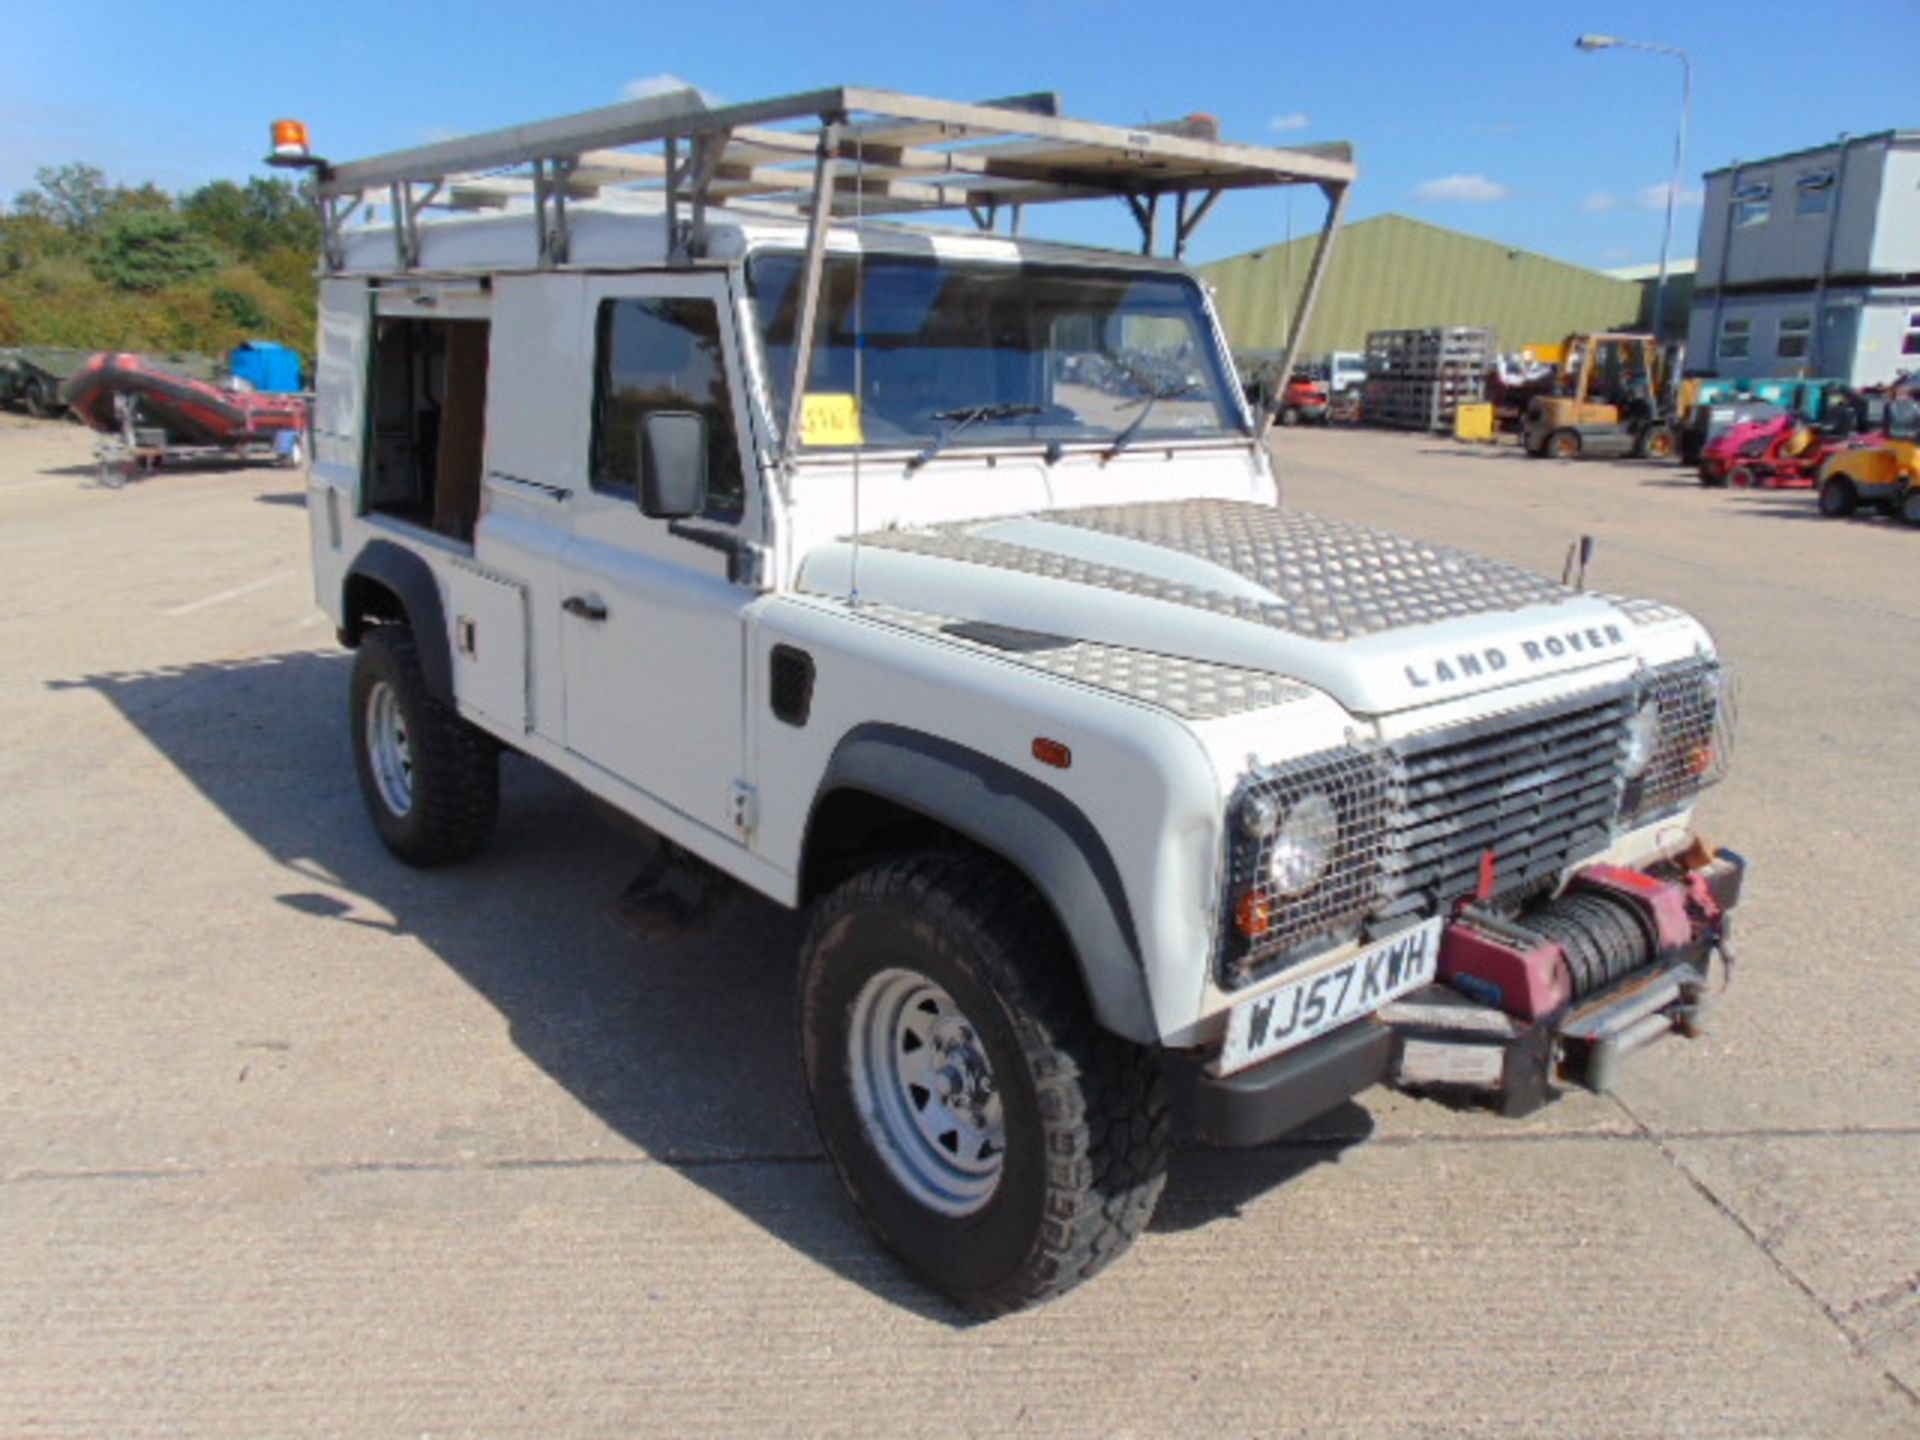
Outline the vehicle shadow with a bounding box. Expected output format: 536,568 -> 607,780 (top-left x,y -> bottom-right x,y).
51,648 -> 1351,1323
1151,1103 -> 1370,1233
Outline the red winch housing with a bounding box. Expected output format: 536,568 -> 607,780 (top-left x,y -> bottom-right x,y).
1385,848 -> 1745,1114
1437,860 -> 1728,1022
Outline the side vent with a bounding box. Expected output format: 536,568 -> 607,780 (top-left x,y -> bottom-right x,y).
770,645 -> 816,727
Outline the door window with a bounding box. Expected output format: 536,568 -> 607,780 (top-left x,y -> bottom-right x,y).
590,297 -> 744,519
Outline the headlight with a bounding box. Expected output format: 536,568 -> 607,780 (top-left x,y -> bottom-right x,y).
1268,791 -> 1339,895
1622,697 -> 1661,777
1221,747 -> 1393,989
1620,656 -> 1733,825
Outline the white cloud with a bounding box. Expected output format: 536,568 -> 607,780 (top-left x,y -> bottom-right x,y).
1580,190 -> 1619,212
622,73 -> 713,104
1268,113 -> 1310,133
1637,181 -> 1703,211
1412,173 -> 1509,203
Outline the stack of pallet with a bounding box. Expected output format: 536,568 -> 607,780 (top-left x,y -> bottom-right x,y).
1362,327 -> 1495,432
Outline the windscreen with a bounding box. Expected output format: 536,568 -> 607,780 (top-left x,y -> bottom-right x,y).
747,253 -> 1244,451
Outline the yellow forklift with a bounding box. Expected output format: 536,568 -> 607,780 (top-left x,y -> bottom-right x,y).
1521,333 -> 1678,460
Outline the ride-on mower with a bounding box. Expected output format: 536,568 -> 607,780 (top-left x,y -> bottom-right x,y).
1816,436 -> 1920,523
1522,332 -> 1678,461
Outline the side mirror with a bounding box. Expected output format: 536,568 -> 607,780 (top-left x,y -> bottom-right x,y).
637,410 -> 708,519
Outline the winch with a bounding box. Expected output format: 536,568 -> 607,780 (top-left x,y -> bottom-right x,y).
1383,847 -> 1745,1115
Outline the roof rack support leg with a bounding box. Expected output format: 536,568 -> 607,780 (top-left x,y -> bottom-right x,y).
683,131 -> 729,263
388,180 -> 440,271
1126,193 -> 1158,255
664,137 -> 682,262
533,158 -> 575,268
780,118 -> 844,469
320,192 -> 363,274
1259,178 -> 1348,446
1173,189 -> 1221,259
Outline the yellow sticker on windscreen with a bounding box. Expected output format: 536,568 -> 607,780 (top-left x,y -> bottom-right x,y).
801,393 -> 864,446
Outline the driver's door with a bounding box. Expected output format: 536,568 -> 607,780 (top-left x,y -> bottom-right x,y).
558,273 -> 761,838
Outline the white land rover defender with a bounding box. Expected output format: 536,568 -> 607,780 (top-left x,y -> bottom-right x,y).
285,88 -> 1744,1315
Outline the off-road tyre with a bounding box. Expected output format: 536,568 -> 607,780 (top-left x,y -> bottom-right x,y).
799,851 -> 1170,1317
349,624 -> 498,866
1548,428 -> 1582,460
1900,486 -> 1920,528
1818,476 -> 1858,518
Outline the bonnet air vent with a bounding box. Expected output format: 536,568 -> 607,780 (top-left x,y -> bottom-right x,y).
940,621 -> 1075,653
770,645 -> 815,726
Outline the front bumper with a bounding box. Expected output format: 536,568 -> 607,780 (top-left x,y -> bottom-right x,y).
1173,848 -> 1746,1146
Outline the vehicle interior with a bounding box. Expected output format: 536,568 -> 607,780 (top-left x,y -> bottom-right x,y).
364,316 -> 490,542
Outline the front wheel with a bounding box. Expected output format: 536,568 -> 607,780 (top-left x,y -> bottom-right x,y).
1635,424 -> 1675,460
350,625 -> 498,865
1548,428 -> 1582,460
1901,487 -> 1920,527
23,379 -> 52,419
1277,406 -> 1300,427
800,852 -> 1170,1316
1819,476 -> 1859,518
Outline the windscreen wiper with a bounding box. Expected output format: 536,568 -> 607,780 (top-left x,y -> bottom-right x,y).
905,403 -> 1041,472
1103,380 -> 1200,460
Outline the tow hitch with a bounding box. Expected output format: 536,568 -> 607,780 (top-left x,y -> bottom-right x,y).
1382,849 -> 1746,1116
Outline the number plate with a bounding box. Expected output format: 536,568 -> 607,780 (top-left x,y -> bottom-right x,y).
1219,918 -> 1444,1075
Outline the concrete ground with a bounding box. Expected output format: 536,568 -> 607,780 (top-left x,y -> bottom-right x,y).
0,414 -> 1914,1438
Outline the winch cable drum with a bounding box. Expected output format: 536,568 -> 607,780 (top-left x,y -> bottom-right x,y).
1524,887 -> 1660,998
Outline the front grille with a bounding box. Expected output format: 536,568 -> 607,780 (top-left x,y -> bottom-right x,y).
1218,665 -> 1730,991
1376,683 -> 1635,925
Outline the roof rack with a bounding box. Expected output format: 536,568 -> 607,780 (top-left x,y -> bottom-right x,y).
289,85 -> 1355,454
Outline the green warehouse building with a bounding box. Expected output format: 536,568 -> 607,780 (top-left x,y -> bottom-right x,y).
1198,214 -> 1647,361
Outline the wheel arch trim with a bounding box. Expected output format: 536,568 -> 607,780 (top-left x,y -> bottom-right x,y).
342,539 -> 453,705
806,723 -> 1157,1043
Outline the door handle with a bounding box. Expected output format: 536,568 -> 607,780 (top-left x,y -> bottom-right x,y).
562,596 -> 608,621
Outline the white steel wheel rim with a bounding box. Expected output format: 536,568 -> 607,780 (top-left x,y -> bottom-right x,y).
848,967 -> 1006,1218
365,680 -> 414,817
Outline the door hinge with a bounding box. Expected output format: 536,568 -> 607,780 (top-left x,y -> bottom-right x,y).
728,780 -> 758,837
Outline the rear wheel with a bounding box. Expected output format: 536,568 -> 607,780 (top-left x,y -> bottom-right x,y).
350,625 -> 498,865
800,851 -> 1170,1316
1278,406 -> 1300,427
1729,465 -> 1758,490
1900,486 -> 1920,527
1818,476 -> 1859,518
23,379 -> 52,419
1548,428 -> 1582,460
1697,462 -> 1727,487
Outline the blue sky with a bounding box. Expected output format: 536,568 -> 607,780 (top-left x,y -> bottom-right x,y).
4,0 -> 1913,271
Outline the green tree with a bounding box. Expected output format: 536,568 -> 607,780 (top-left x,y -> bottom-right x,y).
12,163 -> 171,237
89,210 -> 221,292
182,177 -> 317,260
0,212 -> 70,275
210,285 -> 268,330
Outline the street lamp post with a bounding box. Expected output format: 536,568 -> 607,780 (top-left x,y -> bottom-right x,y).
1576,33 -> 1693,341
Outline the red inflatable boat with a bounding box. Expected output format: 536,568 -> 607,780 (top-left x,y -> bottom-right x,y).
62,351 -> 306,445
